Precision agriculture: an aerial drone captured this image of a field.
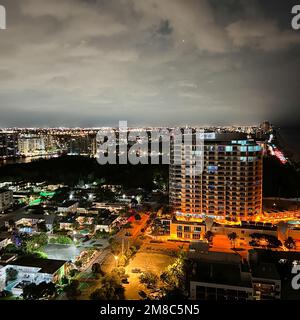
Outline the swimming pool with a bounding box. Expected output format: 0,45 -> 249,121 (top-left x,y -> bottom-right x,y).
5,280 -> 20,292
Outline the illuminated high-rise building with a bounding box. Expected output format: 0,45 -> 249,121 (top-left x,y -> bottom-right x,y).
18,134 -> 45,156
0,132 -> 18,158
169,132 -> 263,221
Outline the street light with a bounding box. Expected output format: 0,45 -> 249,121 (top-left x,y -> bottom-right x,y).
114,255 -> 119,267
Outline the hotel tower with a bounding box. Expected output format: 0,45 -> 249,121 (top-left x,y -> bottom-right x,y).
169,132 -> 263,222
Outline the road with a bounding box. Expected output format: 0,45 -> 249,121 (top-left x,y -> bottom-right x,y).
116,213 -> 150,242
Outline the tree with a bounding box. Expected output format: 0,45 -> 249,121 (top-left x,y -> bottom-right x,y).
90,288 -> 106,300
64,279 -> 81,299
160,271 -> 171,284
22,283 -> 38,300
33,251 -> 48,259
92,263 -> 104,276
8,219 -> 15,229
90,274 -> 124,300
69,269 -> 80,278
123,222 -> 132,229
3,243 -> 20,253
36,281 -> 56,298
135,213 -> 141,221
139,272 -> 158,288
6,268 -> 18,282
50,235 -> 73,245
284,237 -> 296,250
117,254 -> 127,267
74,260 -> 82,268
228,232 -> 238,249
109,239 -> 121,255
111,267 -> 128,281
25,233 -> 48,253
204,231 -> 214,243
37,221 -> 47,232
162,254 -> 186,289
60,276 -> 69,285
265,235 -> 282,248
23,282 -> 56,300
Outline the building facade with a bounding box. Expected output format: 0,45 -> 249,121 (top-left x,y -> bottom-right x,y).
187,252 -> 254,301
0,189 -> 13,212
170,132 -> 263,221
18,134 -> 46,156
0,132 -> 18,158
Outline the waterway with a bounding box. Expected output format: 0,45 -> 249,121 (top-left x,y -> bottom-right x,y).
0,155 -> 60,167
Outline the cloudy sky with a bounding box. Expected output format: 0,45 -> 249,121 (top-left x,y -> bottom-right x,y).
0,0 -> 299,127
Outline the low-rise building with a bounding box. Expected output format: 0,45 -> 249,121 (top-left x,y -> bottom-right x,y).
248,248 -> 300,299
186,253 -> 254,300
57,201 -> 79,213
95,214 -> 119,233
169,219 -> 278,245
14,214 -> 56,233
170,220 -> 205,241
92,202 -> 126,213
251,263 -> 281,299
0,236 -> 12,250
58,214 -> 76,230
0,257 -> 67,295
0,189 -> 13,212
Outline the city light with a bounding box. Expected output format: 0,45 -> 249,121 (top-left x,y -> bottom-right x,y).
0,0 -> 299,307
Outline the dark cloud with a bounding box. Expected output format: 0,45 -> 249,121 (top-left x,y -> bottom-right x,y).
156,20 -> 173,36
0,0 -> 299,127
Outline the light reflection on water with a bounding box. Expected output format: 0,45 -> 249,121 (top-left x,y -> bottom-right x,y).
0,155 -> 60,167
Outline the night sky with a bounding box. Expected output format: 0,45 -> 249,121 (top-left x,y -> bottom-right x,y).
0,0 -> 299,127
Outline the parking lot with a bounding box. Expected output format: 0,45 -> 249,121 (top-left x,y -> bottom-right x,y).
124,252 -> 175,300
43,238 -> 109,262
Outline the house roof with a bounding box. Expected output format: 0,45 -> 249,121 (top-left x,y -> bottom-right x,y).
15,214 -> 56,225
58,201 -> 78,208
9,257 -> 66,274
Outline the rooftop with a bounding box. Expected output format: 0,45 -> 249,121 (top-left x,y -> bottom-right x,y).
0,189 -> 11,194
249,248 -> 300,264
8,257 -> 66,274
251,263 -> 280,280
15,214 -> 56,225
58,200 -> 78,208
188,259 -> 252,289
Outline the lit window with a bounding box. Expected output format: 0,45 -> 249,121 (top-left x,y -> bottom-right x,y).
239,146 -> 247,152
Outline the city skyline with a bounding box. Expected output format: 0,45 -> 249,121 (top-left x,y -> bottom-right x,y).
0,0 -> 300,308
0,0 -> 300,127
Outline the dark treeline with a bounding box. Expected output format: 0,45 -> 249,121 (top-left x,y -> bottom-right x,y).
0,155 -> 299,197
263,157 -> 300,198
0,156 -> 168,191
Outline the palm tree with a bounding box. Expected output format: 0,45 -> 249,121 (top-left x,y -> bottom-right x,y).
228,232 -> 238,249
204,231 -> 214,243
6,267 -> 18,282
284,237 -> 296,250
97,274 -> 124,300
